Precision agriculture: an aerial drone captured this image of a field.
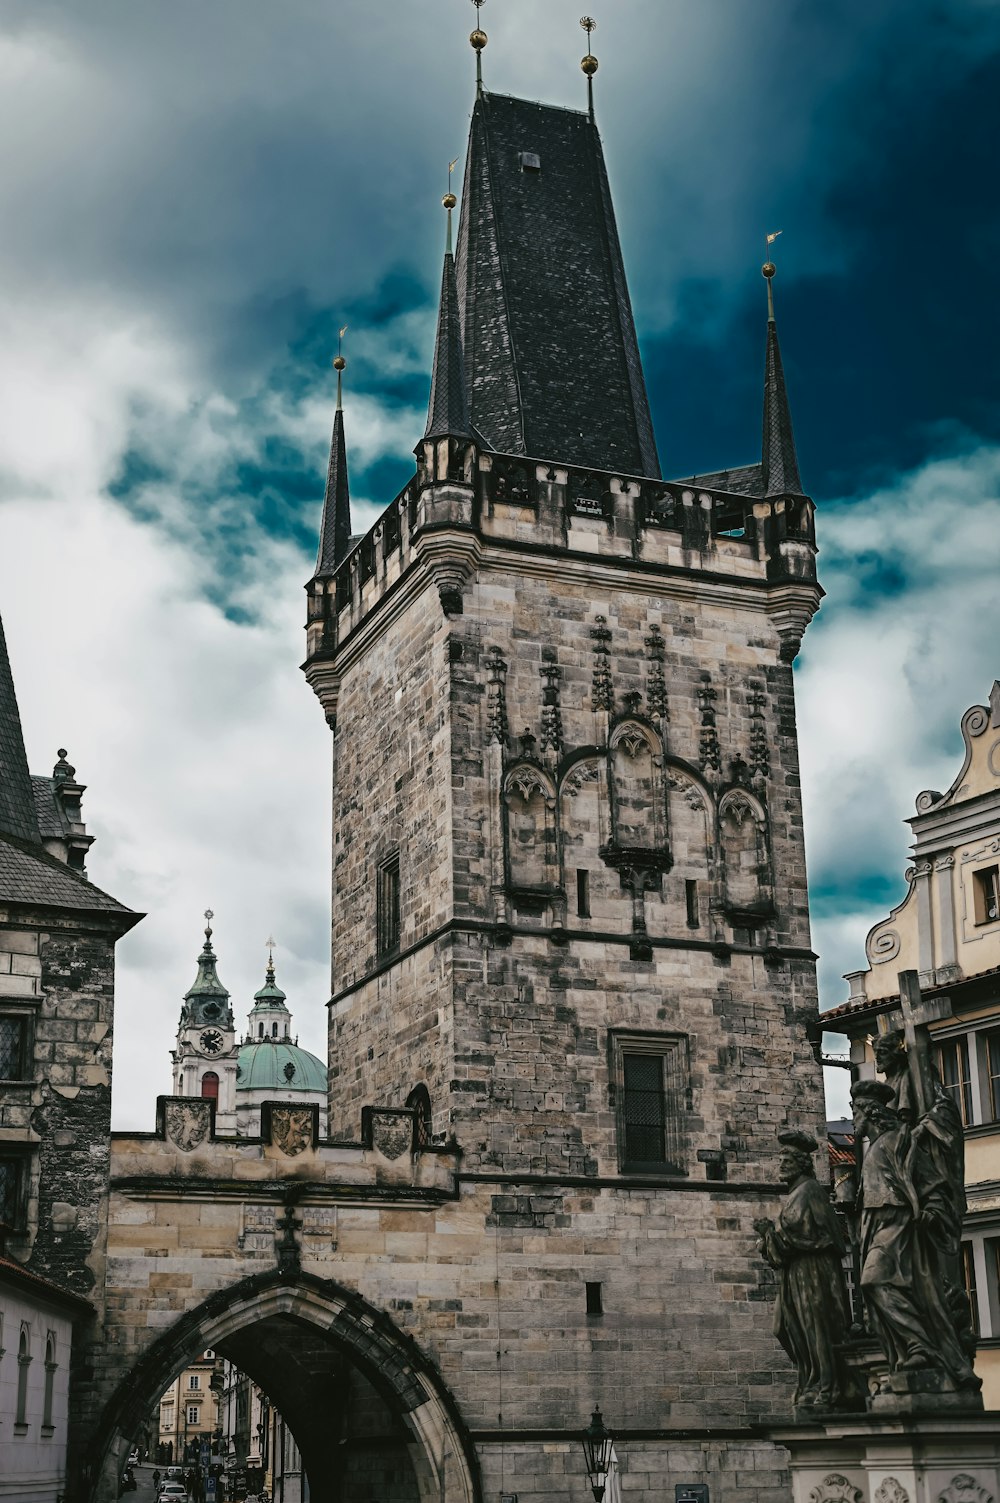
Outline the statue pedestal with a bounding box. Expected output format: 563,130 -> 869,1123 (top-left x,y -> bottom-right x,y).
772,1413 -> 1000,1503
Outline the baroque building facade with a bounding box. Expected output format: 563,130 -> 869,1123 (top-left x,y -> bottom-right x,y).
825,680 -> 1000,1408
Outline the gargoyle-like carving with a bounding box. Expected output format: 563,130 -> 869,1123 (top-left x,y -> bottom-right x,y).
667,772 -> 705,812
485,646 -> 509,744
164,1100 -> 211,1154
938,1476 -> 993,1503
591,615 -> 614,712
540,648 -> 563,755
808,1477 -> 863,1503
645,625 -> 668,723
697,674 -> 721,773
874,1480 -> 910,1503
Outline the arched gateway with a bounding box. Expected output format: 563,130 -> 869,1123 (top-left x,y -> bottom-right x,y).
89,1270 -> 480,1503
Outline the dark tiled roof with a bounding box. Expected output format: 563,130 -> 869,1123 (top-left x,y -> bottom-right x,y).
672,463 -> 765,499
0,831 -> 139,924
315,406 -> 351,577
424,248 -> 471,441
455,92 -> 660,479
31,776 -> 68,839
761,315 -> 803,497
0,1253 -> 93,1314
0,614 -> 41,844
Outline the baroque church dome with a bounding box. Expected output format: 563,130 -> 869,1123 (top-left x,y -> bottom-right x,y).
235,953 -> 326,1096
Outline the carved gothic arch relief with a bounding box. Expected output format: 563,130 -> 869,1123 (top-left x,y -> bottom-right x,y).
608,719 -> 667,850
718,787 -> 772,914
665,761 -> 712,876
89,1273 -> 481,1503
503,762 -> 558,890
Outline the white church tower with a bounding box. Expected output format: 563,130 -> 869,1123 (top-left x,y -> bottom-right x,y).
170,911 -> 239,1132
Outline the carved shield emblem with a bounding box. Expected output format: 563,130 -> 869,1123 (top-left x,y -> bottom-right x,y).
371,1112 -> 412,1161
164,1100 -> 211,1154
938,1477 -> 994,1503
809,1478 -> 864,1503
269,1107 -> 314,1157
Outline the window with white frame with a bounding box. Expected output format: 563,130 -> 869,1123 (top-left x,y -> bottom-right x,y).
188,1373 -> 200,1390
187,1404 -> 199,1425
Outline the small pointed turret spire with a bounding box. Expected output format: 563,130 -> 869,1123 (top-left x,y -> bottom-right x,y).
424,175 -> 471,443
181,910 -> 234,1029
760,251 -> 803,498
0,611 -> 41,844
315,327 -> 352,576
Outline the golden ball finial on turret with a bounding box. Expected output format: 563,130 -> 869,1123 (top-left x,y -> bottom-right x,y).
762,261 -> 776,280
333,355 -> 346,372
581,52 -> 599,76
443,192 -> 458,211
470,27 -> 487,52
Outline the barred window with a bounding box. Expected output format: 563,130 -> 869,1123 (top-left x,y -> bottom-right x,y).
612,1034 -> 688,1174
0,1016 -> 27,1080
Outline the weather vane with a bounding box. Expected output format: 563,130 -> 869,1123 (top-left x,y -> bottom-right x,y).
580,17 -> 599,121
470,0 -> 487,96
443,158 -> 459,252
203,909 -> 214,944
333,324 -> 348,408
762,231 -> 782,319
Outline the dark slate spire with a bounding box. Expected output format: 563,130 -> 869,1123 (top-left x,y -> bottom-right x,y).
454,92 -> 660,479
424,192 -> 471,443
0,610 -> 41,844
315,348 -> 351,576
761,262 -> 803,498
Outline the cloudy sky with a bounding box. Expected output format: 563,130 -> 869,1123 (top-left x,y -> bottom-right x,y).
1,0 -> 998,1127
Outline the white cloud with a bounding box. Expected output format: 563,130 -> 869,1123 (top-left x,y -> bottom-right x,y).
797,442 -> 1000,1097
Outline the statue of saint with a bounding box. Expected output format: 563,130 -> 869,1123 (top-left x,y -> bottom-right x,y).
871,1028 -> 976,1360
850,1078 -> 979,1392
755,1128 -> 850,1409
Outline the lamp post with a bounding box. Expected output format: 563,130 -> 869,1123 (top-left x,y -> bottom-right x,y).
581,1406 -> 614,1503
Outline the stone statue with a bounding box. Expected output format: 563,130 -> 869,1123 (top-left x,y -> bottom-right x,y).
755,1128 -> 850,1409
871,1027 -> 976,1359
850,1077 -> 979,1394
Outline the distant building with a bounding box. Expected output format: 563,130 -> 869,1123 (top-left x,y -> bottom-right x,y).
157,1350 -> 222,1466
171,928 -> 327,1138
824,680 -> 1000,1405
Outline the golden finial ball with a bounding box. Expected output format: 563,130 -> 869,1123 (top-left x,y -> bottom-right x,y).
442,192 -> 457,210
581,52 -> 599,76
762,261 -> 776,279
470,28 -> 488,51
333,355 -> 346,371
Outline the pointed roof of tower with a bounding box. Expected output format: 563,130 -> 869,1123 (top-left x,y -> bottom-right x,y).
0,611 -> 41,844
454,91 -> 660,478
761,264 -> 803,498
424,222 -> 471,442
315,359 -> 352,576
182,912 -> 231,1019
252,952 -> 289,1013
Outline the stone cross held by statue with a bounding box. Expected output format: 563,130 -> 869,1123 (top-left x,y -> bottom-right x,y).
897,968 -> 952,1121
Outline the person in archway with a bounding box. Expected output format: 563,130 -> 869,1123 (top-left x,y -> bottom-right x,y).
152,1471 -> 160,1495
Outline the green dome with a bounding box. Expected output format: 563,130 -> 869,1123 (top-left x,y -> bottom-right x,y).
235,1039 -> 327,1093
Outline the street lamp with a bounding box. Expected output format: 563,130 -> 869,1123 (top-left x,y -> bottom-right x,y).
581,1406 -> 614,1503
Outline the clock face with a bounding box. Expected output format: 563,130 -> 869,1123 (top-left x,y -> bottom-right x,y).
199,1028 -> 224,1055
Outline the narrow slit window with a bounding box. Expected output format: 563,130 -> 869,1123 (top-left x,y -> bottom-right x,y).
377,854 -> 401,957
577,869 -> 590,919
585,1281 -> 603,1315
42,1334 -> 56,1430
685,880 -> 699,928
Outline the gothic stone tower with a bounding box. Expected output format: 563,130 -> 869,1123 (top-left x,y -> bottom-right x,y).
304,82 -> 824,1489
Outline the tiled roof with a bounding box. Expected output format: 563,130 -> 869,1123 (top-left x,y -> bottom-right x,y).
0,614 -> 41,844
0,1253 -> 93,1314
0,831 -> 139,924
31,776 -> 68,839
822,963 -> 1000,1027
672,463 -> 765,499
455,92 -> 660,479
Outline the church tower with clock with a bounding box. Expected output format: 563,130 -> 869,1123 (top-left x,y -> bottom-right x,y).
170,912 -> 240,1132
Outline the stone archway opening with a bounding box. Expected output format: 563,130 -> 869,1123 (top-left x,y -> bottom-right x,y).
89,1275 -> 480,1503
